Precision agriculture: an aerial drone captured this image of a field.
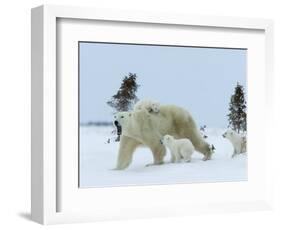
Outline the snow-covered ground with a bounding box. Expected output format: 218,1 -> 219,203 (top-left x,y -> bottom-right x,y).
79,126 -> 247,188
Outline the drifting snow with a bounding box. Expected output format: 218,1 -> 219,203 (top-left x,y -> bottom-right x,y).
79,126 -> 247,188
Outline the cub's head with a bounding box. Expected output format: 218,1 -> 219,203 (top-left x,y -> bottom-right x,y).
161,134 -> 174,146
113,112 -> 132,135
222,130 -> 235,139
150,102 -> 160,113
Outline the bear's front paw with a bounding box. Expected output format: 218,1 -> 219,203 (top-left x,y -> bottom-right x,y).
203,153 -> 212,161
202,156 -> 208,161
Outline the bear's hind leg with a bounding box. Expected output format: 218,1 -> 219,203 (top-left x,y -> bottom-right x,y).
189,136 -> 212,161
180,149 -> 191,162
115,135 -> 140,170
184,153 -> 192,162
231,149 -> 238,158
173,151 -> 181,163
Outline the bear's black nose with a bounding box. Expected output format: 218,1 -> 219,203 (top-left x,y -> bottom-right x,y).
114,120 -> 122,135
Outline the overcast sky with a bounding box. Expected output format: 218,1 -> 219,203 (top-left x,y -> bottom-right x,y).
79,42 -> 246,128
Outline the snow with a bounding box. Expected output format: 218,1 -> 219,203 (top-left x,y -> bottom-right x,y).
79,126 -> 247,188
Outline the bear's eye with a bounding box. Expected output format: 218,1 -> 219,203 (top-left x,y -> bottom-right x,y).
121,115 -> 124,118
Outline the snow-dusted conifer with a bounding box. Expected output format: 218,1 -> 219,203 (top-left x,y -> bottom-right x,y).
107,73 -> 139,112
227,82 -> 247,133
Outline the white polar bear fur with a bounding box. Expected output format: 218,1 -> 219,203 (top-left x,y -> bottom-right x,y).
134,100 -> 160,113
113,104 -> 214,169
222,130 -> 247,158
162,135 -> 194,163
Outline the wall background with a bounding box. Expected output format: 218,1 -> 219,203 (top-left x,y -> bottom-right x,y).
0,0 -> 280,229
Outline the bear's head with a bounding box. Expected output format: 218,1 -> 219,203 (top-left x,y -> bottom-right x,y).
222,130 -> 235,140
113,112 -> 132,135
149,102 -> 160,113
161,134 -> 175,146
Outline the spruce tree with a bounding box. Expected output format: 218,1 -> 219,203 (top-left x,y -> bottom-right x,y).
107,73 -> 139,112
107,73 -> 139,142
227,82 -> 247,133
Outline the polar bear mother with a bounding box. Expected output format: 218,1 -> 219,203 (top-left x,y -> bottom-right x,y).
113,104 -> 214,170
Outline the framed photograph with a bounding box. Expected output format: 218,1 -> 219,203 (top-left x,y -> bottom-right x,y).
31,5 -> 275,225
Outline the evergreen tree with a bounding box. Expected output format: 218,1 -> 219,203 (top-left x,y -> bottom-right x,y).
107,73 -> 139,142
227,82 -> 247,133
107,73 -> 139,112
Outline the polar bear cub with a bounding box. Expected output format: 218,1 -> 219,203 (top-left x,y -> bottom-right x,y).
134,100 -> 160,113
222,130 -> 247,158
161,135 -> 194,163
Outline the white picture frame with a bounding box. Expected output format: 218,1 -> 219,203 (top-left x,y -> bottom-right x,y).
31,5 -> 275,225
